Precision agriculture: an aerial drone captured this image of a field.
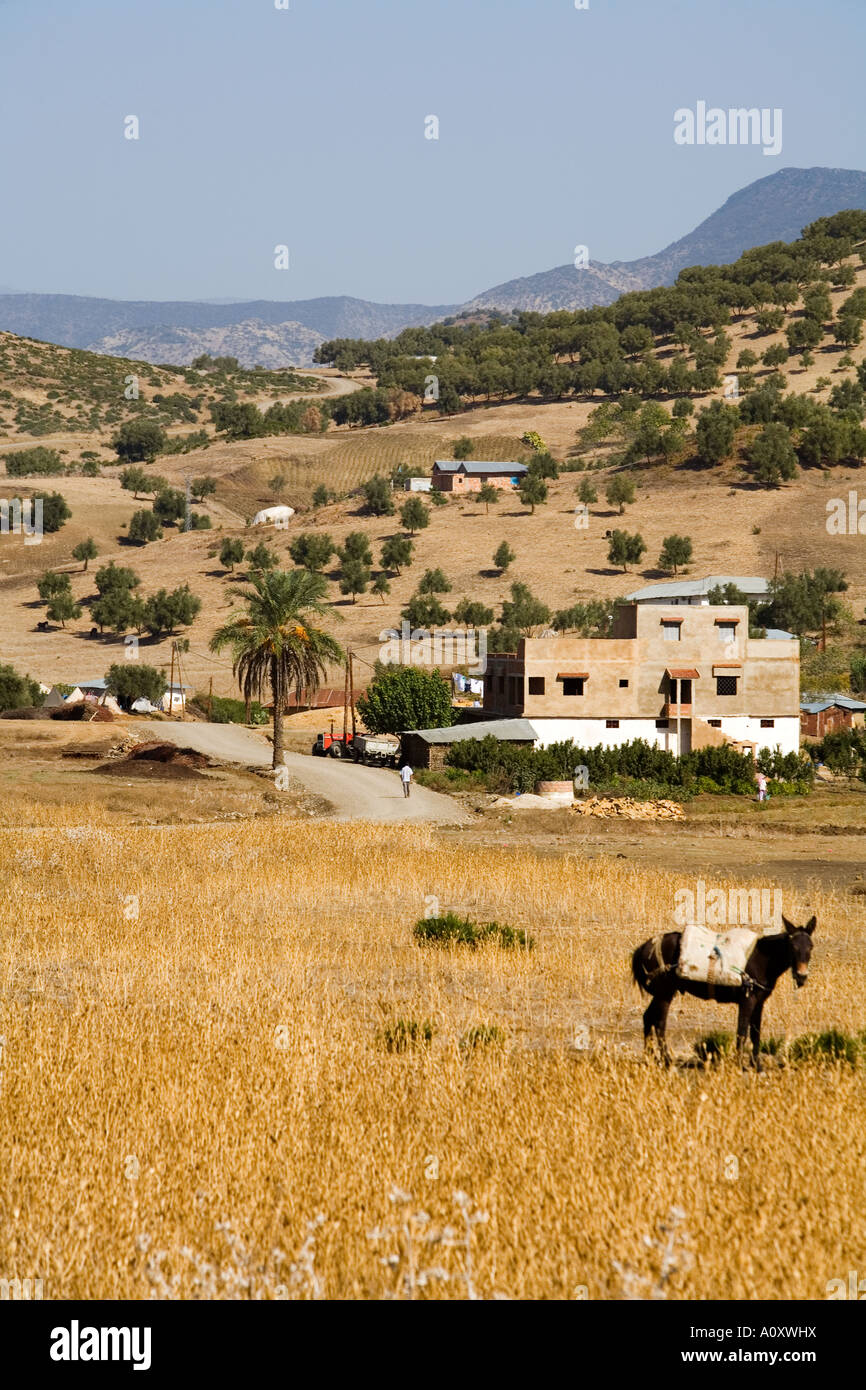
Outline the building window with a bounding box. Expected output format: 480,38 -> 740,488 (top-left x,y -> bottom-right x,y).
662,621 -> 682,641
717,622 -> 737,643
562,678 -> 584,696
619,678 -> 629,688
679,679 -> 692,705
655,719 -> 669,729
707,719 -> 722,728
760,718 -> 775,728
606,719 -> 620,729
528,677 -> 545,696
716,676 -> 738,696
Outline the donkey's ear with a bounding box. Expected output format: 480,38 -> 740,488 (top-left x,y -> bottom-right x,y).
782,915 -> 796,934
805,915 -> 817,936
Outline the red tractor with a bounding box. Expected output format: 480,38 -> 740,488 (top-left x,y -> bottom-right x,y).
312,730 -> 356,758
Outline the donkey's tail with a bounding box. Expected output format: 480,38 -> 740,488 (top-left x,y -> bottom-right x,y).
631,943 -> 649,994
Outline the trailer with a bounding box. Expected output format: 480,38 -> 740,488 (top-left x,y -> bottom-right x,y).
350,733 -> 400,768
311,730 -> 399,767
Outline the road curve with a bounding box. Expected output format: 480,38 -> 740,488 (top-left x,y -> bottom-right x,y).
133,721 -> 469,825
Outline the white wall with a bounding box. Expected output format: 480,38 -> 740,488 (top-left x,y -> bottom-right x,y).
712,716 -> 800,756
529,718 -> 684,753
528,716 -> 799,756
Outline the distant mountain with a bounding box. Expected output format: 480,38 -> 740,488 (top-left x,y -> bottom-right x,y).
2,168 -> 864,366
464,167 -> 866,314
94,319 -> 326,370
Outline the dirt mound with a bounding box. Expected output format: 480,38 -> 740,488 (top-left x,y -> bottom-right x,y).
51,703 -> 115,722
93,740 -> 211,781
0,706 -> 53,720
127,742 -> 210,767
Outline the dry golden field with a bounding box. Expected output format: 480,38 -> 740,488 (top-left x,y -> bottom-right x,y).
2,811 -> 864,1300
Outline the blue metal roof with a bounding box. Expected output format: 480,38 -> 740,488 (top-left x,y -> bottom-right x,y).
433,460 -> 528,475
801,694 -> 866,714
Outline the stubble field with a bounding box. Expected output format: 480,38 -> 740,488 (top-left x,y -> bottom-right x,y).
2,812 -> 864,1300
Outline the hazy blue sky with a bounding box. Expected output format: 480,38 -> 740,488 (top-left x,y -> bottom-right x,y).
0,0 -> 863,304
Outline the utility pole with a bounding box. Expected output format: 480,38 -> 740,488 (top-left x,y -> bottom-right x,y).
348,650 -> 356,740
168,645 -> 176,719
184,475 -> 192,533
773,550 -> 781,581
342,657 -> 349,747
207,676 -> 213,722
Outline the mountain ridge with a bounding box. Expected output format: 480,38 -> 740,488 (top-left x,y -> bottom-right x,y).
1,167 -> 864,367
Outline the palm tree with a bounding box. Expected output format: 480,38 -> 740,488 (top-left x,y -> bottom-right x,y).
210,569 -> 343,768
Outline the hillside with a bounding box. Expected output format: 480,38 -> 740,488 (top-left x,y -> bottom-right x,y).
1,168 -> 864,366
3,215 -> 866,711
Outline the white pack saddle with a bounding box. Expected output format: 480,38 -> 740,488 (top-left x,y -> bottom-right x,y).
676,923 -> 759,989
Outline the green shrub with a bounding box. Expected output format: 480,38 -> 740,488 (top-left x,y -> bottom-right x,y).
789,1030 -> 861,1065
198,693 -> 269,726
413,912 -> 533,951
378,1018 -> 436,1053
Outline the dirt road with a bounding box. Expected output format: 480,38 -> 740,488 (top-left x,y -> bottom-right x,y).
135,721 -> 468,825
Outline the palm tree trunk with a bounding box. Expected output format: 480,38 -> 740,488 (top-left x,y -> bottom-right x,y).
271,656 -> 284,769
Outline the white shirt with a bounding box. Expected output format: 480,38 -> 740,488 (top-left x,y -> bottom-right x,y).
400,765 -> 413,782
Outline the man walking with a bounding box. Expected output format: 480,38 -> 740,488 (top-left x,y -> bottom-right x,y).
400,763 -> 413,798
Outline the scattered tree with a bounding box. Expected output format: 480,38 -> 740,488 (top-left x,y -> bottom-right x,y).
605,476 -> 636,514
608,529 -> 646,572
289,533 -> 335,572
128,510 -> 164,544
113,419 -> 166,463
71,538 -> 98,571
658,534 -> 693,575
400,497 -> 430,534
493,541 -> 515,573
219,538 -> 245,571
518,474 -> 548,513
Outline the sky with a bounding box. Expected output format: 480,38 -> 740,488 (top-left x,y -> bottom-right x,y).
0,0 -> 863,305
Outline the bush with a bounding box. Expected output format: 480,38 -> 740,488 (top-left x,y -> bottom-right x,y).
413,912 -> 533,950
789,1031 -> 862,1066
0,663 -> 42,710
197,693 -> 269,726
378,1018 -> 436,1053
4,446 -> 65,476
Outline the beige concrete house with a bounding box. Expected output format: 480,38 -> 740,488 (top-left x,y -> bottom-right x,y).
482,602 -> 800,756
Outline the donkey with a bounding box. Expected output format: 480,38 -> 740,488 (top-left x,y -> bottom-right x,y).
631,916 -> 816,1068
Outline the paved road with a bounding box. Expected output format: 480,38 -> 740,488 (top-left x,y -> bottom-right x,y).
134,721 -> 469,825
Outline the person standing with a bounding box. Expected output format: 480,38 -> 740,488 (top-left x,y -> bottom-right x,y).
400,763 -> 413,798
755,770 -> 768,803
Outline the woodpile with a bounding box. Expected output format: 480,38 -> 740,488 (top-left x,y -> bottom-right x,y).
572,796 -> 684,821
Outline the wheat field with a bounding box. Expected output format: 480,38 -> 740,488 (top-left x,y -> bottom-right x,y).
1,810 -> 864,1300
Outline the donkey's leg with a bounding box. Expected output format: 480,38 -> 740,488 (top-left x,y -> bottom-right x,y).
736,995 -> 758,1069
749,999 -> 766,1074
643,994 -> 673,1066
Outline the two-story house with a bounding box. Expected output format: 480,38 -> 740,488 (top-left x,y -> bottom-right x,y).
482,602 -> 800,756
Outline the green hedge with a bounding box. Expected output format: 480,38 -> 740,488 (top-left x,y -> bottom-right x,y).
444,736 -> 813,797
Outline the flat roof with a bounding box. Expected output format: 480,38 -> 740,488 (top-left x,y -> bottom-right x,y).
406,718 -> 537,744
625,575 -> 770,601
